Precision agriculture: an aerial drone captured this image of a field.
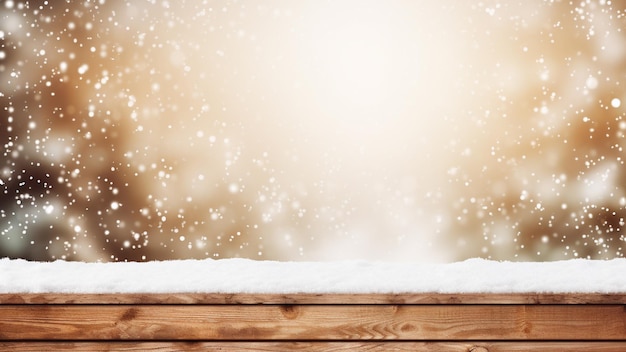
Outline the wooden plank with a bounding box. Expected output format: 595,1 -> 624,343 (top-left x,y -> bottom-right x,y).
1,304 -> 625,341
2,292 -> 626,304
2,342 -> 626,352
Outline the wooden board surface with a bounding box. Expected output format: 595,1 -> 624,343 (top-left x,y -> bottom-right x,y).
2,292 -> 626,304
2,342 -> 626,352
1,304 -> 625,341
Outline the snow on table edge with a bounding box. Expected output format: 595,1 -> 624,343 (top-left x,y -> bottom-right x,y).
1,257 -> 625,294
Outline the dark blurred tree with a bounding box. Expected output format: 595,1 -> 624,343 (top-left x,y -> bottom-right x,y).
1,0 -> 274,261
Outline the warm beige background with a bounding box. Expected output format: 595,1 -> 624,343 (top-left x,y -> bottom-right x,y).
1,0 -> 625,262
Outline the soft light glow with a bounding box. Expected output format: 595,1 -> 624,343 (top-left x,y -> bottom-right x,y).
288,1 -> 461,142
296,2 -> 418,121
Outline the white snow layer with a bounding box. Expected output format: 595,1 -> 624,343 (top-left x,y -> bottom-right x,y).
1,258 -> 625,294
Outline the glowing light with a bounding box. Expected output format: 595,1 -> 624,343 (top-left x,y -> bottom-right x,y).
300,5 -> 407,115
77,64 -> 89,75
611,98 -> 621,108
293,2 -> 444,128
284,0 -> 462,159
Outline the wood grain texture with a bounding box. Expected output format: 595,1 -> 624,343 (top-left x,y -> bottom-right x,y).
2,342 -> 626,352
1,304 -> 625,341
2,293 -> 626,304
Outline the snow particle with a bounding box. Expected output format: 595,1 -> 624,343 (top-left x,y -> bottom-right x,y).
228,183 -> 239,194
586,76 -> 598,90
77,64 -> 89,75
611,98 -> 621,108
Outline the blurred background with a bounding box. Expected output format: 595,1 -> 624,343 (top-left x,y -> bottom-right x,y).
1,0 -> 626,262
